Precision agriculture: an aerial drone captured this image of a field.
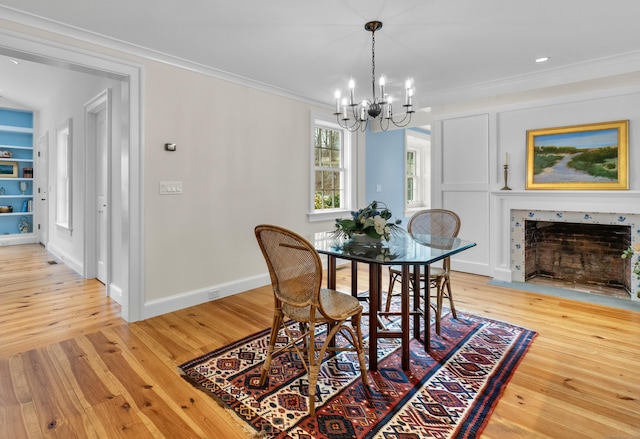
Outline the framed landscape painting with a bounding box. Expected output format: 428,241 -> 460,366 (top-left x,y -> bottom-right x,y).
526,120 -> 628,190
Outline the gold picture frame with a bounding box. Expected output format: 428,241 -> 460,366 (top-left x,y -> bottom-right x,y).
526,120 -> 629,190
0,161 -> 18,178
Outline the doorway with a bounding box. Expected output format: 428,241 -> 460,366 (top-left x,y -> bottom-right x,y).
0,28 -> 142,322
85,89 -> 111,287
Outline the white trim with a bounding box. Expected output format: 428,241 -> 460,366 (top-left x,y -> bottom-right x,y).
84,88 -> 112,291
143,274 -> 270,320
0,25 -> 144,323
0,6 -> 330,111
55,118 -> 72,231
308,111 -> 356,220
424,51 -> 640,106
47,241 -> 83,275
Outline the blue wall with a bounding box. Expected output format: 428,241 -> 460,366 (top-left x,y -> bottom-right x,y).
365,129 -> 406,226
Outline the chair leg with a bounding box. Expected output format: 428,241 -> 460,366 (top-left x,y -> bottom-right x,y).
445,276 -> 457,318
307,321 -> 318,415
353,312 -> 369,386
435,277 -> 444,335
385,271 -> 398,313
260,311 -> 284,386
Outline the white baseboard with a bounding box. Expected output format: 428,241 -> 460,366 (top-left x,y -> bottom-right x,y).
46,242 -> 83,275
108,283 -> 123,305
0,234 -> 38,246
142,273 -> 271,320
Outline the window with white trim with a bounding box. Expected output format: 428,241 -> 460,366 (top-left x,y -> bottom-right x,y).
56,118 -> 72,230
405,129 -> 430,215
309,112 -> 354,220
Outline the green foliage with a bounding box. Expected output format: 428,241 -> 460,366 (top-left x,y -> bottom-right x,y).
315,192 -> 341,209
533,154 -> 562,175
535,146 -> 578,154
567,146 -> 618,179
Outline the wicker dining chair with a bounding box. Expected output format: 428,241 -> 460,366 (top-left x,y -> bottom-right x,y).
254,224 -> 369,415
385,209 -> 461,334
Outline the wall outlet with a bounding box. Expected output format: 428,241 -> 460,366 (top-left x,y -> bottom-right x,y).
208,289 -> 220,299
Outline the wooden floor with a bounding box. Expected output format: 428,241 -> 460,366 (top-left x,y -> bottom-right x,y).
1,244 -> 639,438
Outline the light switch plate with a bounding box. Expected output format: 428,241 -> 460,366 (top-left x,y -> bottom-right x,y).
159,181 -> 182,195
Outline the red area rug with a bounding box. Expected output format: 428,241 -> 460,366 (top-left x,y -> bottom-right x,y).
179,311 -> 536,438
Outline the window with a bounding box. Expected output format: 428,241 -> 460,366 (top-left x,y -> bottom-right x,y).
406,150 -> 417,204
405,129 -> 430,215
309,112 -> 354,221
56,118 -> 72,231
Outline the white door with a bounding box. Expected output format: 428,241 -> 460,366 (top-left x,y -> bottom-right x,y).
95,106 -> 108,283
85,89 -> 111,287
35,133 -> 48,247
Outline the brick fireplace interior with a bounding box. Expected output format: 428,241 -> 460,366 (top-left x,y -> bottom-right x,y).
524,221 -> 631,298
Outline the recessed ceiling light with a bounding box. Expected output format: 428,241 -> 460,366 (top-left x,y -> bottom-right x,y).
535,57 -> 549,63
9,58 -> 19,65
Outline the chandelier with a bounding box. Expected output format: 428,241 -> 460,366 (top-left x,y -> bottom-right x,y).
334,21 -> 415,132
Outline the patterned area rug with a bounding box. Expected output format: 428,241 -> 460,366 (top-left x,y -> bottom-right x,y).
179,311 -> 536,439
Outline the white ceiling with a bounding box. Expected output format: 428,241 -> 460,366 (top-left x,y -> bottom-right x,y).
2,0 -> 640,111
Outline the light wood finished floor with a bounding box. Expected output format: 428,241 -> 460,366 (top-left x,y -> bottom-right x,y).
1,243 -> 639,438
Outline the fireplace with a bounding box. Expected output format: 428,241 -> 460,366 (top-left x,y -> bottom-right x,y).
524,221 -> 630,293
511,210 -> 639,300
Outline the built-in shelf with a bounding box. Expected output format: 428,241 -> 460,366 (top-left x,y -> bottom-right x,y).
0,108 -> 35,240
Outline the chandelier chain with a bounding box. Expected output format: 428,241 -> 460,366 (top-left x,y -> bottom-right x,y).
371,30 -> 376,101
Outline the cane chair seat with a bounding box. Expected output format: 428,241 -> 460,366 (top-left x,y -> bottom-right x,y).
254,224 -> 369,415
386,209 -> 461,335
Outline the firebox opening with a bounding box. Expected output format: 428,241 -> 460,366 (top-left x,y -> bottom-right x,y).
524,221 -> 631,299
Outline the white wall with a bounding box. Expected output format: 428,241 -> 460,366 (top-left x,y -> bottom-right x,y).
432,85 -> 640,281
142,61 -> 338,312
38,72 -> 122,276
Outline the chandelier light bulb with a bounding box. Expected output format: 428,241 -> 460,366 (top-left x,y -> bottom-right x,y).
334,90 -> 341,114
348,79 -> 355,105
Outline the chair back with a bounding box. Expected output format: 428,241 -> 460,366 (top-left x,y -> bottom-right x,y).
255,225 -> 322,309
408,209 -> 460,238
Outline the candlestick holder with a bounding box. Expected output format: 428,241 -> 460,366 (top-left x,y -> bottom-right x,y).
501,164 -> 512,190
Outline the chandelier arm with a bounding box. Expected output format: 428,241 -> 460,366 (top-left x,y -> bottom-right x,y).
389,112 -> 413,128
336,114 -> 363,132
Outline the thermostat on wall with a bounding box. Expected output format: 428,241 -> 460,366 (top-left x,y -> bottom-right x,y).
165,143 -> 176,151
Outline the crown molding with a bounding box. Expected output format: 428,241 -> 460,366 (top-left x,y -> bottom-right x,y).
0,6 -> 330,111
422,50 -> 640,106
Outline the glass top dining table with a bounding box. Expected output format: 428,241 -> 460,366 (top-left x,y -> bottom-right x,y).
313,231 -> 476,371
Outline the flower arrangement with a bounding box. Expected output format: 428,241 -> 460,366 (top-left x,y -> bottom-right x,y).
622,243 -> 640,298
334,200 -> 402,241
621,243 -> 640,277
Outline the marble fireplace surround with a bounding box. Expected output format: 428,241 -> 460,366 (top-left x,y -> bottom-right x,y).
492,191 -> 640,302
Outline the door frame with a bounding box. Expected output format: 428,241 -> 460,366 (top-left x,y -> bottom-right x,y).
35,132 -> 49,247
0,25 -> 143,322
84,89 -> 112,292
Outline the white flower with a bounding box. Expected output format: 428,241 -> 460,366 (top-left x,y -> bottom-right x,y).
373,215 -> 387,235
